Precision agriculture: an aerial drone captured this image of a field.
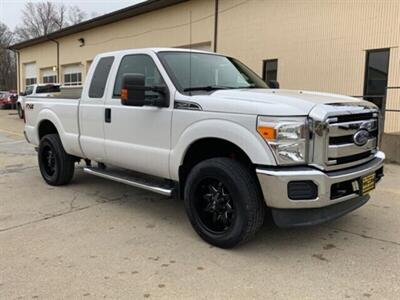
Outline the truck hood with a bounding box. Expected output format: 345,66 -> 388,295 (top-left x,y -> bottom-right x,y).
190,89 -> 373,116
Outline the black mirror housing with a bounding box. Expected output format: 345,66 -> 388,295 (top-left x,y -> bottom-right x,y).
268,80 -> 280,89
121,73 -> 146,106
20,92 -> 26,96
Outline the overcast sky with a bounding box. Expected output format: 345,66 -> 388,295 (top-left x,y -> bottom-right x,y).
0,0 -> 146,30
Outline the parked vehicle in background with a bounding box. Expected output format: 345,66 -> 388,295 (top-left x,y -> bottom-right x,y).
24,48 -> 385,248
0,91 -> 17,109
17,84 -> 61,119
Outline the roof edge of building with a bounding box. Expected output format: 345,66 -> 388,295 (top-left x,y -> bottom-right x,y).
9,0 -> 188,50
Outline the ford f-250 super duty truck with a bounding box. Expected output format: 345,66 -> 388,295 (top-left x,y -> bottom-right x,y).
24,48 -> 385,248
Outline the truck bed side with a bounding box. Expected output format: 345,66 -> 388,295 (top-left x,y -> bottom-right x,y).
24,97 -> 84,158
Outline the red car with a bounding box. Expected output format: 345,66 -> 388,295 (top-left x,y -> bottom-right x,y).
0,91 -> 18,109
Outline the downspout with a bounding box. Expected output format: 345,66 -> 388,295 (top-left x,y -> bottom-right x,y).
46,36 -> 60,82
8,47 -> 20,93
213,0 -> 219,52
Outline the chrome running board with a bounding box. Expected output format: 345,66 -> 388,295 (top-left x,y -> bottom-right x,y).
83,167 -> 173,197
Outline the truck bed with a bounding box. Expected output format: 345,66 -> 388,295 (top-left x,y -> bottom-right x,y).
24,96 -> 83,158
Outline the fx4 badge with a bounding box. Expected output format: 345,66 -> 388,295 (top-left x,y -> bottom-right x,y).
26,103 -> 34,110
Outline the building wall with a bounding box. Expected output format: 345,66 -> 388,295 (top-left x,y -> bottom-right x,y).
218,0 -> 400,132
17,0 -> 400,132
18,0 -> 214,88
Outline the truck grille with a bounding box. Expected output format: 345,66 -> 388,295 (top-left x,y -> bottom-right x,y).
324,112 -> 378,170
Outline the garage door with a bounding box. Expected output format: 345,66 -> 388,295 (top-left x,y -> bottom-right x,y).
63,64 -> 83,86
24,63 -> 37,86
42,68 -> 57,83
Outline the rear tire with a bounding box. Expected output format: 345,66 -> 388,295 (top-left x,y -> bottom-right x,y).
17,104 -> 24,119
38,134 -> 75,186
184,158 -> 265,248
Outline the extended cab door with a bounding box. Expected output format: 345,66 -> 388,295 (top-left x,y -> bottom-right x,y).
103,53 -> 172,178
79,56 -> 115,162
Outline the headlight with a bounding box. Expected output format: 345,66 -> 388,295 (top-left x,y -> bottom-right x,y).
257,116 -> 308,165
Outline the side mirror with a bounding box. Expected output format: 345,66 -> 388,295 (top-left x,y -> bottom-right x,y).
20,92 -> 26,96
121,73 -> 146,107
268,80 -> 280,89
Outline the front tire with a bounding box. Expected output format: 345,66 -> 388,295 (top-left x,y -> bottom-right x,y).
17,104 -> 24,119
184,158 -> 265,248
38,134 -> 75,186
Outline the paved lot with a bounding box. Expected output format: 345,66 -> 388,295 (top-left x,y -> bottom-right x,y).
0,109 -> 399,299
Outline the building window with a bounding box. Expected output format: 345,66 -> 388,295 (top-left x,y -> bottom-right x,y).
364,49 -> 390,109
25,78 -> 37,86
64,73 -> 82,86
43,75 -> 57,84
263,59 -> 278,82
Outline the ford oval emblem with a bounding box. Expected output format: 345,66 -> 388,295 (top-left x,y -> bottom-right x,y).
353,129 -> 369,146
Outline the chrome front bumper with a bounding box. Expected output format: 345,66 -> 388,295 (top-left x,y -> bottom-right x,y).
256,151 -> 385,209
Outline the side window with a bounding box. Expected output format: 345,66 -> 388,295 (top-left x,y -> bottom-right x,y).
25,86 -> 34,95
89,56 -> 115,98
113,54 -> 166,101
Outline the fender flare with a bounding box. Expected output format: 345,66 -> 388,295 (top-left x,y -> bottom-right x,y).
36,109 -> 77,155
169,119 -> 277,180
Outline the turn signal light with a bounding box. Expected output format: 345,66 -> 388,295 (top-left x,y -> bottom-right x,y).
121,88 -> 128,103
257,126 -> 276,140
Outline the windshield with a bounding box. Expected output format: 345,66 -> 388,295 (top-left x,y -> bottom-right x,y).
158,52 -> 268,94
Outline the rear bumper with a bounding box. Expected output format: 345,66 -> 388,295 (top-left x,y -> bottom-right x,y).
256,151 -> 385,210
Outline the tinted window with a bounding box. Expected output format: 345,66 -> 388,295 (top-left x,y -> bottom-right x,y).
263,59 -> 278,82
36,85 -> 61,94
364,49 -> 389,96
89,56 -> 114,98
113,54 -> 166,101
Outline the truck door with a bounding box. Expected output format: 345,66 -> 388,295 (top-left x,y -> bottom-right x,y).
103,53 -> 172,179
79,56 -> 115,162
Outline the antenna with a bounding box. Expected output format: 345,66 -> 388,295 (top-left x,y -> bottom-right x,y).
189,10 -> 192,95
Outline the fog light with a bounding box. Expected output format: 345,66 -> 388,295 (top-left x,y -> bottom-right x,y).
288,181 -> 318,200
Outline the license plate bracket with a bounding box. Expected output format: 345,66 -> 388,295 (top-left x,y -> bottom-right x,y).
360,173 -> 376,195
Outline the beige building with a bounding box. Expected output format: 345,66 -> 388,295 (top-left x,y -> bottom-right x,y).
10,0 -> 400,133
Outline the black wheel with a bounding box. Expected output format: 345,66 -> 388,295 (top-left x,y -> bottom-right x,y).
17,104 -> 24,119
38,134 -> 75,186
184,158 -> 265,248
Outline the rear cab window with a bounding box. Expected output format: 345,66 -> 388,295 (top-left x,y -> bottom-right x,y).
89,56 -> 115,98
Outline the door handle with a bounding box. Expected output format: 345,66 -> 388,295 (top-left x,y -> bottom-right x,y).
105,108 -> 111,123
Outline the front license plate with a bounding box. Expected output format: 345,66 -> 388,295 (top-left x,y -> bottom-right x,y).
360,173 -> 376,195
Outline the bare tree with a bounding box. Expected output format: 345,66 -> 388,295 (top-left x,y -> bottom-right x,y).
0,22 -> 16,90
68,6 -> 88,25
14,1 -> 89,42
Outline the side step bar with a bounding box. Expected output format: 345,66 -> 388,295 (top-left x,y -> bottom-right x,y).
83,167 -> 173,197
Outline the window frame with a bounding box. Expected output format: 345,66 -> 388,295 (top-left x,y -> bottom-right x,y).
262,59 -> 278,82
25,78 -> 37,86
112,53 -> 168,100
64,72 -> 82,86
89,56 -> 115,99
43,75 -> 57,84
363,48 -> 390,97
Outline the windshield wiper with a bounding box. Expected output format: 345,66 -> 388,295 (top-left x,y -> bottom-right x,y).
183,86 -> 234,92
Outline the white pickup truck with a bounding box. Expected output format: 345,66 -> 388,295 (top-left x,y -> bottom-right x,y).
24,48 -> 385,248
17,83 -> 60,119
